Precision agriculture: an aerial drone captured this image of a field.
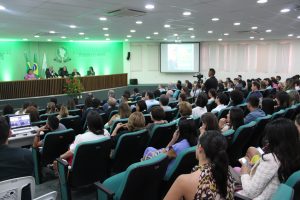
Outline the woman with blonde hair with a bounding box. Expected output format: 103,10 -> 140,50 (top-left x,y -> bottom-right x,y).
106,102 -> 131,126
57,105 -> 69,120
46,102 -> 58,114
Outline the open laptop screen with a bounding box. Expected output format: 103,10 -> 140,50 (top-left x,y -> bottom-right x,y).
9,115 -> 31,129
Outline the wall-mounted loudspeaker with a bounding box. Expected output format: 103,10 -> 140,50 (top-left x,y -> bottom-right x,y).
130,79 -> 138,85
126,52 -> 131,60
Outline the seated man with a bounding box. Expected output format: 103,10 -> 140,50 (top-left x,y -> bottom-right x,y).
244,96 -> 266,124
246,81 -> 263,101
33,115 -> 67,148
160,94 -> 172,111
0,117 -> 33,181
145,91 -> 159,111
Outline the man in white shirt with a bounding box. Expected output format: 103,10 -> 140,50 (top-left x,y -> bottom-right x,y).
192,93 -> 208,119
211,93 -> 229,113
145,91 -> 159,111
159,94 -> 172,111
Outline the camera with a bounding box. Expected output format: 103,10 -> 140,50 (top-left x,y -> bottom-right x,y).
193,73 -> 203,83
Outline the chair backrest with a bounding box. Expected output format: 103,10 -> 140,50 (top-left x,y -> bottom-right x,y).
218,107 -> 232,120
118,154 -> 169,200
38,109 -> 46,115
60,115 -> 82,135
193,117 -> 201,129
236,103 -> 249,115
173,90 -> 180,100
187,97 -> 194,104
168,101 -> 179,108
283,106 -> 296,120
164,146 -> 197,184
164,108 -> 178,122
111,129 -> 149,173
249,115 -> 272,147
143,114 -> 152,125
271,109 -> 285,120
75,104 -> 85,110
70,138 -> 111,187
108,110 -> 119,120
148,121 -> 177,149
0,176 -> 35,200
271,184 -> 294,200
33,191 -> 57,200
68,109 -> 82,117
228,121 -> 256,166
40,113 -> 58,121
110,118 -> 129,133
223,129 -> 235,145
42,129 -> 75,165
148,104 -> 160,113
31,120 -> 47,127
286,170 -> 300,188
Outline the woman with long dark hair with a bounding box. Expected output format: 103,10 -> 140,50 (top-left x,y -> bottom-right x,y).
238,118 -> 300,199
219,107 -> 244,132
164,131 -> 234,200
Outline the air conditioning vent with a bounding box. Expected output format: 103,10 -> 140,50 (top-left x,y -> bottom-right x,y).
235,30 -> 260,34
34,32 -> 59,36
107,8 -> 146,17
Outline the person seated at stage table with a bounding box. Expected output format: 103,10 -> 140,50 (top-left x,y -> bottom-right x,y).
71,68 -> 81,77
87,66 -> 95,76
58,66 -> 69,77
24,69 -> 37,80
45,66 -> 58,78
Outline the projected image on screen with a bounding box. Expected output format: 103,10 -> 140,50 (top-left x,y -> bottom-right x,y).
161,43 -> 199,73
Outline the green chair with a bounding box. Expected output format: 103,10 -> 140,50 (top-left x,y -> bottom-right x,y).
40,113 -> 58,121
249,115 -> 272,147
193,117 -> 201,128
164,108 -> 178,122
168,101 -> 179,108
109,118 -> 128,134
108,110 -> 119,121
31,120 -> 47,127
143,114 -> 152,125
60,115 -> 82,135
223,129 -> 235,145
111,129 -> 149,173
68,109 -> 82,117
227,121 -> 256,166
218,107 -> 232,120
162,146 -> 197,195
271,184 -> 294,200
283,106 -> 296,120
32,129 -> 75,184
148,121 -> 177,149
95,154 -> 169,200
285,170 -> 300,199
271,109 -> 285,120
57,138 -> 111,200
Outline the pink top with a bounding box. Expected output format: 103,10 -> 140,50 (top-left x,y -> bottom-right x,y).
24,74 -> 37,80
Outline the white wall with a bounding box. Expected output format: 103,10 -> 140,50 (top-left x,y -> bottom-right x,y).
125,40 -> 300,84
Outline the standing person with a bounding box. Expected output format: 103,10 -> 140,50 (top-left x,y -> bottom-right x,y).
24,69 -> 37,80
204,68 -> 218,93
87,66 -> 95,76
71,68 -> 81,77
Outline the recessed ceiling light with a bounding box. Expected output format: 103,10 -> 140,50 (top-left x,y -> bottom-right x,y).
99,17 -> 107,21
208,30 -> 213,34
183,11 -> 191,16
22,38 -> 28,41
49,31 -> 56,34
280,8 -> 290,13
163,38 -> 167,41
233,22 -> 241,26
218,38 -> 223,41
153,32 -> 159,35
297,36 -> 300,39
164,24 -> 171,28
251,26 -> 258,30
257,0 -> 268,4
136,21 -> 143,24
188,27 -> 194,31
127,35 -> 132,38
61,36 -> 66,39
106,38 -> 110,41
0,5 -> 6,10
288,34 -> 294,37
250,36 -> 254,39
130,30 -> 136,33
79,32 -> 85,35
102,27 -> 109,31
212,18 -> 220,21
190,35 -> 195,38
34,35 -> 40,38
224,33 -> 229,36
260,38 -> 264,40
145,4 -> 155,10
266,29 -> 272,33
69,40 -> 74,42
298,16 -> 300,19
47,39 -> 52,42
173,33 -> 178,36
69,25 -> 77,29
125,39 -> 129,41
104,34 -> 109,37
146,36 -> 151,39
84,37 -> 89,40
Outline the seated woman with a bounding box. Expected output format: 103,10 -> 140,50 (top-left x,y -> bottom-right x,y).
192,93 -> 208,119
181,87 -> 191,98
178,101 -> 192,119
199,112 -> 219,135
25,106 -> 40,122
87,66 -> 95,76
164,130 -> 234,200
237,118 -> 300,199
135,100 -> 147,113
111,112 -> 145,148
106,102 -> 131,127
146,106 -> 168,133
219,107 -> 244,132
58,111 -> 110,164
24,69 -> 37,80
274,91 -> 290,112
57,105 -> 69,120
143,117 -> 198,175
261,98 -> 275,115
46,102 -> 58,114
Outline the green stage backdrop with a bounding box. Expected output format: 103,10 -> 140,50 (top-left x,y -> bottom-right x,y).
0,41 -> 124,81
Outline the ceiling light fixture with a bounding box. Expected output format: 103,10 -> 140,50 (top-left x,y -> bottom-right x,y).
212,18 -> 220,21
99,17 -> 107,21
0,5 -> 6,10
69,25 -> 77,29
104,34 -> 109,37
188,28 -> 194,31
163,38 -> 167,41
173,33 -> 178,36
224,33 -> 229,36
79,32 -> 85,35
127,35 -> 132,38
208,30 -> 213,34
145,4 -> 155,10
136,21 -> 143,24
47,39 -> 52,42
288,34 -> 294,37
130,30 -> 136,33
297,36 -> 300,39
84,37 -> 89,40
164,24 -> 171,28
251,26 -> 258,30
146,36 -> 151,39
34,35 -> 40,38
153,32 -> 159,35
102,27 -> 109,31
233,22 -> 241,26
257,0 -> 268,4
250,36 -> 254,39
125,39 -> 129,41
49,31 -> 56,34
260,38 -> 264,40
218,38 -> 223,41
106,38 -> 110,41
190,35 -> 195,38
22,38 -> 28,41
265,29 -> 272,33
61,36 -> 66,39
280,8 -> 290,13
298,16 -> 300,19
183,11 -> 191,16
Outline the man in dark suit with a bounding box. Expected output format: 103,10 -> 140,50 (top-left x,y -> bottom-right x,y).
0,117 -> 33,181
204,68 -> 218,93
45,67 -> 58,78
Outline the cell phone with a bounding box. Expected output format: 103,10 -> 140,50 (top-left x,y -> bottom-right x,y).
239,157 -> 248,165
257,147 -> 264,155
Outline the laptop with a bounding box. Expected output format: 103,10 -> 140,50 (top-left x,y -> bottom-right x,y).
9,114 -> 38,136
